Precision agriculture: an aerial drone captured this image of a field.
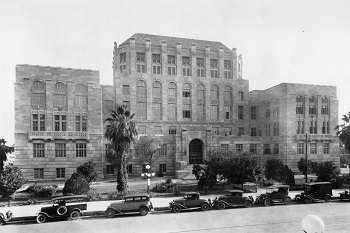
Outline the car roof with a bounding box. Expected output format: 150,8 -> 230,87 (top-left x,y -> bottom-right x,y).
305,182 -> 331,186
52,195 -> 87,201
182,192 -> 200,195
227,190 -> 243,193
124,194 -> 150,198
266,185 -> 290,188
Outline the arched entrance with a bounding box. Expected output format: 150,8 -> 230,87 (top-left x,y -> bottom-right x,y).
189,139 -> 203,164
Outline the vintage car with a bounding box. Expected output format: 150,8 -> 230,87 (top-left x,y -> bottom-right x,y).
0,210 -> 13,225
169,192 -> 212,213
295,182 -> 332,204
255,185 -> 291,206
105,194 -> 153,217
213,190 -> 254,209
36,195 -> 88,223
339,188 -> 350,201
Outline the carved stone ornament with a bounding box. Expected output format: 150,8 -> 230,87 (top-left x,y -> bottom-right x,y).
130,37 -> 135,50
146,46 -> 151,52
162,47 -> 167,53
177,48 -> 182,54
191,49 -> 196,56
205,46 -> 210,57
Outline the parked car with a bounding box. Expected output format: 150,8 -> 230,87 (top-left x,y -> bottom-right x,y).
169,192 -> 212,213
0,210 -> 12,225
339,188 -> 350,201
255,185 -> 291,206
295,182 -> 332,204
105,194 -> 153,217
36,195 -> 88,223
213,190 -> 254,209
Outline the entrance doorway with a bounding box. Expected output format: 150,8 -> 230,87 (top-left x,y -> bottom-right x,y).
189,139 -> 203,164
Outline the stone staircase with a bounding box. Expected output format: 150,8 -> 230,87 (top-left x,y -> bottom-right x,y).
175,162 -> 197,180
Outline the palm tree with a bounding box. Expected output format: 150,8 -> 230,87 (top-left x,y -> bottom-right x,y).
335,112 -> 350,153
104,105 -> 138,192
0,139 -> 14,172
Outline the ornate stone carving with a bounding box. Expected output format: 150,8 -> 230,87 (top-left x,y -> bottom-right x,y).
130,37 -> 135,50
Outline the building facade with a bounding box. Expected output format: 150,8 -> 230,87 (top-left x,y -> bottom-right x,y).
14,33 -> 339,181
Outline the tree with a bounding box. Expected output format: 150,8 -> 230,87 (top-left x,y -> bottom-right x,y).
104,105 -> 138,192
265,159 -> 295,186
0,139 -> 14,172
297,157 -> 314,176
63,172 -> 90,195
76,161 -> 98,183
335,112 -> 350,153
133,136 -> 162,171
315,161 -> 340,182
0,164 -> 27,205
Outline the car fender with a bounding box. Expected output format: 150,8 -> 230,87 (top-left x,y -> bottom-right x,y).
38,212 -> 52,219
70,208 -> 82,214
216,200 -> 229,207
106,207 -> 123,214
305,195 -> 314,201
138,204 -> 151,211
171,203 -> 186,209
202,200 -> 212,207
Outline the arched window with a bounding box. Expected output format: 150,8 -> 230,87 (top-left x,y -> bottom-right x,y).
296,95 -> 304,114
168,82 -> 177,120
182,83 -> 191,119
137,80 -> 147,119
210,85 -> 219,120
54,82 -> 67,108
224,86 -> 232,120
153,81 -> 162,120
274,99 -> 279,116
197,84 -> 205,121
32,80 -> 45,106
75,84 -> 87,108
266,101 -> 271,118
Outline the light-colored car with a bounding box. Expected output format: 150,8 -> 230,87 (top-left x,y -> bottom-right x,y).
105,194 -> 153,217
0,210 -> 13,225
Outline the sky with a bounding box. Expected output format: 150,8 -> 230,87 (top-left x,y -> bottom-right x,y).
1,0 -> 350,145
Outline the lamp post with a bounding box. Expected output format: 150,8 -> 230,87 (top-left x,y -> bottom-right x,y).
141,165 -> 155,194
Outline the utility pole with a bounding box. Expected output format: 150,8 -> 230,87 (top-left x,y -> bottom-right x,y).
305,134 -> 308,183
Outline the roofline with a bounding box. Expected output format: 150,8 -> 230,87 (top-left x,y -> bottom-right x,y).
16,64 -> 99,73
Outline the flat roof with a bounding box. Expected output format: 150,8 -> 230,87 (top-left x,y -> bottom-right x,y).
52,195 -> 87,201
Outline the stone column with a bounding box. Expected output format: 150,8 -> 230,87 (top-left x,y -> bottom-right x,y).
146,38 -> 152,74
191,43 -> 196,77
176,42 -> 182,76
219,46 -> 224,79
232,48 -> 238,79
205,45 -> 211,78
129,37 -> 136,74
161,40 -> 168,74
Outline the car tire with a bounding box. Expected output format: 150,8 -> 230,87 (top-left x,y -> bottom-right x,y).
305,196 -> 312,204
172,205 -> 181,213
139,207 -> 149,216
0,217 -> 4,225
201,202 -> 210,211
105,209 -> 115,218
255,197 -> 260,204
217,202 -> 225,210
325,196 -> 331,203
36,214 -> 47,224
70,210 -> 80,220
57,206 -> 67,215
284,197 -> 291,205
244,200 -> 252,208
264,199 -> 271,207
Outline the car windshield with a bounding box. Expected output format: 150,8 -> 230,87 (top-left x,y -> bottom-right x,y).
266,187 -> 279,193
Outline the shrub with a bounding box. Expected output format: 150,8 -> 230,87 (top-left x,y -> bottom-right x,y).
77,161 -> 98,184
316,161 -> 339,182
32,184 -> 57,197
0,164 -> 27,200
151,181 -> 179,193
63,172 -> 90,195
343,173 -> 350,184
87,189 -> 103,201
107,191 -> 126,200
331,176 -> 344,189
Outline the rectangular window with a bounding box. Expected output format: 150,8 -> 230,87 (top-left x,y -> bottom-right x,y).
224,60 -> 232,79
159,144 -> 167,156
54,115 -> 66,131
310,143 -> 317,154
33,114 -> 45,131
169,126 -> 176,135
182,67 -> 190,76
136,52 -> 145,62
137,64 -> 146,73
55,143 -> 66,157
238,106 -> 244,119
212,127 -> 219,135
250,144 -> 257,154
106,165 -> 114,175
210,59 -> 218,78
309,105 -> 317,115
142,164 -> 148,173
120,64 -> 126,73
138,125 -> 146,134
153,103 -> 162,120
168,103 -> 176,120
238,127 -> 244,136
152,54 -> 161,74
238,92 -> 244,101
120,53 -> 126,63
196,58 -> 205,77
168,66 -> 176,75
168,55 -> 176,64
76,143 -> 87,157
154,126 -> 162,135
297,120 -> 305,134
321,106 -> 329,115
297,143 -> 304,154
197,104 -> 205,121
56,168 -> 65,178
34,168 -> 44,179
33,143 -> 45,158
183,104 -> 191,119
224,106 -> 231,120
75,115 -> 87,131
251,127 -> 257,136
225,127 -> 232,136
236,144 -> 243,152
221,144 -> 229,150
210,105 -> 218,120
105,144 -> 110,155
264,144 -> 271,154
273,123 -> 279,136
167,55 -> 176,75
159,164 -> 167,173
251,106 -> 256,120
310,121 -> 317,134
296,105 -> 304,114
273,144 -> 279,154
182,57 -> 191,76
323,143 -> 329,154
122,85 -> 130,95
127,164 -> 132,173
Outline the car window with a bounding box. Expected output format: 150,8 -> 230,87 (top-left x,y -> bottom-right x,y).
125,198 -> 134,202
134,197 -> 142,202
141,196 -> 148,201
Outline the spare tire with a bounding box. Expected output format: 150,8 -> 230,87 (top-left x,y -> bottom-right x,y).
57,206 -> 68,215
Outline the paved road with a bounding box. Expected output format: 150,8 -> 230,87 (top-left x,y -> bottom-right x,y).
2,200 -> 350,233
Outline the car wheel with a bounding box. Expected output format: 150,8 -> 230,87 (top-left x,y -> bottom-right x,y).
305,196 -> 312,204
325,196 -> 331,203
284,197 -> 291,205
264,199 -> 271,207
36,214 -> 47,224
139,207 -> 149,216
172,205 -> 181,213
255,197 -> 260,204
0,217 -> 4,225
105,209 -> 115,218
70,210 -> 80,220
244,200 -> 252,208
201,202 -> 210,211
57,206 -> 68,215
217,202 -> 225,210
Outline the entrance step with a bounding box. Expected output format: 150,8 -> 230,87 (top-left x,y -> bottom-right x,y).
175,170 -> 190,179
182,173 -> 197,180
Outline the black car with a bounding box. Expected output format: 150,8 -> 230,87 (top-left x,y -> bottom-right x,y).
213,190 -> 254,209
339,188 -> 350,201
295,182 -> 332,204
169,192 -> 212,213
105,194 -> 153,217
255,185 -> 291,206
36,195 -> 88,223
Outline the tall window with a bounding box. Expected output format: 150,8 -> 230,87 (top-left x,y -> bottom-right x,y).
266,101 -> 271,118
224,86 -> 232,120
137,80 -> 147,119
123,85 -> 130,95
159,144 -> 167,155
238,106 -> 244,119
265,124 -> 271,136
33,143 -> 45,158
297,143 -> 304,154
310,143 -> 317,154
75,115 -> 87,131
106,165 -> 114,175
236,144 -> 243,152
55,143 -> 66,157
152,54 -> 161,74
322,121 -> 330,134
210,85 -> 219,120
169,126 -> 176,135
309,96 -> 317,115
56,168 -> 65,178
210,59 -> 218,78
250,144 -> 257,154
309,121 -> 317,134
196,58 -> 205,77
136,52 -> 146,73
120,52 -> 126,63
32,80 -> 46,107
154,126 -> 162,135
168,82 -> 177,120
34,168 -> 44,179
274,99 -> 279,116
75,84 -> 87,108
182,56 -> 191,76
273,144 -> 279,154
264,144 -> 271,154
32,113 -> 45,131
321,97 -> 329,115
197,84 -> 205,121
182,83 -> 191,119
296,95 -> 304,114
224,60 -> 232,79
323,142 -> 329,154
225,127 -> 232,136
153,81 -> 162,120
273,123 -> 279,136
251,127 -> 257,136
238,91 -> 244,101
54,82 -> 67,108
54,114 -> 66,131
76,143 -> 87,157
238,127 -> 244,136
167,55 -> 176,75
159,164 -> 167,173
251,106 -> 256,120
297,120 -> 305,134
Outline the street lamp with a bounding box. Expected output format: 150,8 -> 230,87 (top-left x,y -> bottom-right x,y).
141,165 -> 155,194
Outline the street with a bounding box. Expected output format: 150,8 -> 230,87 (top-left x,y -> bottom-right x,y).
2,201 -> 350,233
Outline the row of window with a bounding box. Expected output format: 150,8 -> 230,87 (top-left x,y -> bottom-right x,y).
297,120 -> 330,134
33,143 -> 87,158
32,113 -> 87,132
105,164 -> 167,175
296,95 -> 330,115
32,81 -> 87,108
105,144 -> 168,156
34,168 -> 66,179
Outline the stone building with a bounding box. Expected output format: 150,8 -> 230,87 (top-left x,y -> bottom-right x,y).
14,33 -> 339,181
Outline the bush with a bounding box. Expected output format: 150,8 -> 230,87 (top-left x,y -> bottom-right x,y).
63,172 -> 90,195
331,176 -> 344,189
0,164 -> 27,200
343,173 -> 350,184
87,189 -> 103,201
107,191 -> 126,200
77,161 -> 98,183
31,184 -> 57,197
151,181 -> 179,193
316,161 -> 339,182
